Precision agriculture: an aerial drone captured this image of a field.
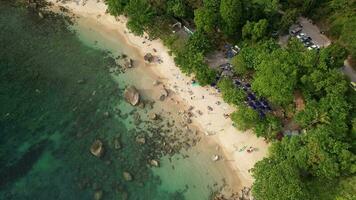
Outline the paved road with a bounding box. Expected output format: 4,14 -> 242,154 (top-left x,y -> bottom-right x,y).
298,17 -> 331,47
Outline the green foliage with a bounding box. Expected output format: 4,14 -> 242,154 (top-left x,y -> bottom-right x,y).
194,7 -> 217,33
175,49 -> 204,74
254,114 -> 282,139
314,0 -> 356,57
167,0 -> 187,18
252,49 -> 298,106
231,53 -> 249,76
220,0 -> 243,36
322,43 -> 348,68
352,118 -> 356,136
231,105 -> 259,130
284,0 -> 317,13
252,158 -> 310,200
296,94 -> 350,137
217,78 -> 245,105
242,19 -> 269,42
186,31 -> 213,54
162,34 -> 185,53
232,40 -> 278,74
194,0 -> 221,34
298,126 -> 355,179
195,64 -> 217,85
279,8 -> 298,33
125,0 -> 155,35
338,16 -> 356,57
300,69 -> 348,99
105,0 -> 128,16
174,31 -> 216,86
333,176 -> 356,200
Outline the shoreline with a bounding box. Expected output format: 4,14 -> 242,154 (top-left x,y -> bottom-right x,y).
45,0 -> 269,193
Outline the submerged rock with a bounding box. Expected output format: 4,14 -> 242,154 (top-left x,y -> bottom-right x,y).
150,159 -> 159,167
211,155 -> 219,162
77,79 -> 85,84
124,86 -> 140,106
38,12 -> 44,19
94,190 -> 103,200
114,138 -> 121,150
123,171 -> 133,181
148,113 -> 158,120
90,140 -> 104,157
135,136 -> 146,144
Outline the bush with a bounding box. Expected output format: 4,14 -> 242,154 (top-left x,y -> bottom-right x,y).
231,105 -> 259,130
218,78 -> 245,105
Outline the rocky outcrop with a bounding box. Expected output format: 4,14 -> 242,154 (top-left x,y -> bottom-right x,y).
123,171 -> 133,181
94,190 -> 103,200
159,87 -> 169,101
135,136 -> 146,144
124,86 -> 140,106
149,159 -> 159,167
148,113 -> 158,120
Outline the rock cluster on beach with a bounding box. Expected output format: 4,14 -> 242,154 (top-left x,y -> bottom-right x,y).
124,86 -> 140,106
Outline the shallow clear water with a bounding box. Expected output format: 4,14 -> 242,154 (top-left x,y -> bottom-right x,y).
0,2 -> 232,200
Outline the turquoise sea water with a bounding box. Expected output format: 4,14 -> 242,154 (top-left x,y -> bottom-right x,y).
0,2 -> 234,199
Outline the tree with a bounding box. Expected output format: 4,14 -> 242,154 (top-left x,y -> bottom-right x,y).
167,0 -> 187,18
320,43 -> 348,69
339,17 -> 356,57
252,49 -> 298,106
279,8 -> 298,33
254,114 -> 282,139
194,0 -> 221,34
105,0 -> 128,16
125,0 -> 155,35
231,54 -> 249,76
231,105 -> 259,130
194,7 -> 217,33
218,78 -> 245,105
174,32 -> 216,86
175,50 -> 204,74
186,31 -> 213,54
252,158 -> 310,200
333,176 -> 356,200
195,65 -> 217,86
300,69 -> 348,99
298,126 -> 355,179
220,0 -> 243,36
242,19 -> 269,42
295,94 -> 349,138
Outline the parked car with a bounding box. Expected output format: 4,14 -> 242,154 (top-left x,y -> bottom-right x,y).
290,27 -> 302,35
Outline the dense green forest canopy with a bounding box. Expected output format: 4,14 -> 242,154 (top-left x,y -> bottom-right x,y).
104,0 -> 356,199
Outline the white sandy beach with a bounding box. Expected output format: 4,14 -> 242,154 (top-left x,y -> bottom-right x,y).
45,0 -> 269,193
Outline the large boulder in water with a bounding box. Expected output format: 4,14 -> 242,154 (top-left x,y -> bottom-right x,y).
90,140 -> 104,157
124,86 -> 140,106
123,171 -> 133,181
94,190 -> 103,200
